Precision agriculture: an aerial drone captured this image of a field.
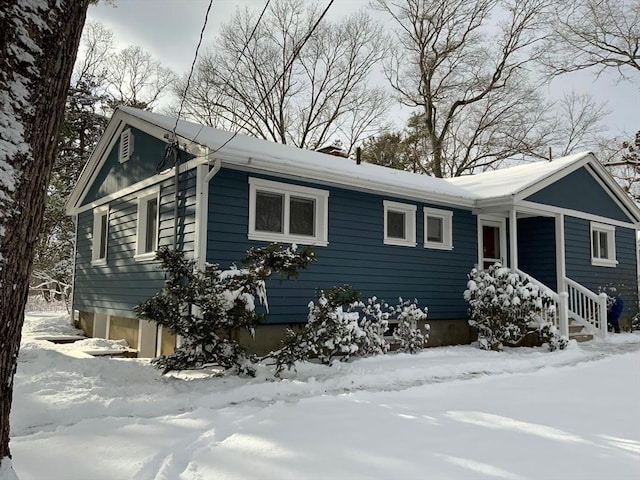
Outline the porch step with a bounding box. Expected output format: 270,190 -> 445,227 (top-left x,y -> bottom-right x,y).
568,319 -> 594,343
568,324 -> 584,334
570,333 -> 594,343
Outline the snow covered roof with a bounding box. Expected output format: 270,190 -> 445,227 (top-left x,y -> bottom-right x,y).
116,106 -> 478,206
445,152 -> 593,200
68,107 -> 639,223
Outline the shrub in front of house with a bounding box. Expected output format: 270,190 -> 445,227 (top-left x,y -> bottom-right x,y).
135,243 -> 314,376
273,286 -> 428,376
464,264 -> 567,351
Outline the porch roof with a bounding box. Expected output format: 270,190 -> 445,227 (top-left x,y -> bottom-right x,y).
445,152 -> 592,200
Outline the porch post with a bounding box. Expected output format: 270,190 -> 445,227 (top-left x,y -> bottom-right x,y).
509,207 -> 518,271
558,291 -> 569,337
555,213 -> 566,292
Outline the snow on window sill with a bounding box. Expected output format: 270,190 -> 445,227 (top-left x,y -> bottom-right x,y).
134,252 -> 158,262
248,232 -> 328,247
424,242 -> 453,250
591,258 -> 618,268
383,238 -> 417,247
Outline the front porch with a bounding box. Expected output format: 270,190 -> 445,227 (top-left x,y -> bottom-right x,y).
476,207 -> 609,340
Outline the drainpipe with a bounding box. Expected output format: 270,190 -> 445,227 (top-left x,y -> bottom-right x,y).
509,207 -> 518,271
197,158 -> 222,271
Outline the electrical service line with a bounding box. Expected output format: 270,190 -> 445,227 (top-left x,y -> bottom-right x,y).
205,0 -> 335,157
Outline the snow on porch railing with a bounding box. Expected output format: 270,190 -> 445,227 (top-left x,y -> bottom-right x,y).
564,277 -> 608,338
514,268 -> 568,337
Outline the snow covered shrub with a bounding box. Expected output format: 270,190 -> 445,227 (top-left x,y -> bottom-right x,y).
464,264 -> 563,351
538,323 -> 568,352
135,243 -> 314,375
273,290 -> 430,375
392,298 -> 429,353
273,286 -> 389,374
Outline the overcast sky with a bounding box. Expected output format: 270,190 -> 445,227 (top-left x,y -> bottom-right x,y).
87,0 -> 638,138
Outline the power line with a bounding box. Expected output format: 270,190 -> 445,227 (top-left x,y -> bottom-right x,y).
205,0 -> 335,157
185,0 -> 273,148
172,0 -> 215,139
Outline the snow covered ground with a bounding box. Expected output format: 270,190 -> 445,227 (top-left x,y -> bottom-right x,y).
9,312 -> 640,479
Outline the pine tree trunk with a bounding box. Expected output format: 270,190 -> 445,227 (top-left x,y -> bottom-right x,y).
0,0 -> 90,462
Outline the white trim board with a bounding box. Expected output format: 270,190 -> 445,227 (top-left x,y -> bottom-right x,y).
517,200 -> 638,229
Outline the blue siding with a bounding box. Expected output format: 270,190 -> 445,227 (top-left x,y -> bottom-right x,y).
207,168 -> 478,324
73,168 -> 198,316
564,216 -> 638,318
525,167 -> 631,222
82,126 -> 194,206
517,217 -> 557,290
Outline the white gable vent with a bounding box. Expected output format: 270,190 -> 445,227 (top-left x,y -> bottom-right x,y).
119,128 -> 134,163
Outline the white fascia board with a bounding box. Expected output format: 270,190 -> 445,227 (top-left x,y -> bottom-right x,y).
215,155 -> 476,210
69,156 -> 203,215
65,117 -> 125,214
584,162 -> 640,224
513,152 -> 640,224
518,200 -> 639,229
67,109 -> 208,215
513,153 -> 592,202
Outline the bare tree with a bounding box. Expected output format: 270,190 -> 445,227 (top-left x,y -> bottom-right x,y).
545,0 -> 640,79
597,131 -> 640,203
175,0 -> 390,155
0,0 -> 91,473
374,0 -> 559,177
105,45 -> 176,110
542,91 -> 610,159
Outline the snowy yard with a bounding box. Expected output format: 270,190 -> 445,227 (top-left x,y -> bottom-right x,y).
10,312 -> 640,479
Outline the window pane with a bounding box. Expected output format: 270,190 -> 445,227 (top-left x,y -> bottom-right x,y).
99,214 -> 107,259
483,225 -> 500,259
145,198 -> 158,253
427,216 -> 443,243
290,196 -> 315,236
387,211 -> 405,239
255,192 -> 283,233
592,231 -> 599,258
599,231 -> 608,259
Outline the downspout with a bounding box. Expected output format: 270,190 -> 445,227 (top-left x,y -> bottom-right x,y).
197,158 -> 221,271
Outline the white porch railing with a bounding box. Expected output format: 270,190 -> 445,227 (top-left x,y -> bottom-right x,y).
515,269 -> 567,336
564,277 -> 608,338
515,269 -> 608,339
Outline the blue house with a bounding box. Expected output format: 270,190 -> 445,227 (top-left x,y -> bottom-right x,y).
66,107 -> 640,357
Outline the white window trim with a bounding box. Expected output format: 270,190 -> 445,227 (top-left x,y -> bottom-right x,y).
423,207 -> 453,250
91,205 -> 109,266
248,177 -> 329,246
383,200 -> 416,247
119,128 -> 134,163
590,222 -> 617,267
135,187 -> 160,261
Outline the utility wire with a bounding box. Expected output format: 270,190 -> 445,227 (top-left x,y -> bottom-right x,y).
205,0 -> 335,157
172,0 -> 215,140
185,0 -> 273,148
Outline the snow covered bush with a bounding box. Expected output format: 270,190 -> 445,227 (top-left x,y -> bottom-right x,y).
273,288 -> 429,375
392,298 -> 429,353
135,243 -> 314,375
464,264 -> 564,351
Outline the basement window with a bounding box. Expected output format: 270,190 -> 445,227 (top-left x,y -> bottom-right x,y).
590,222 -> 617,267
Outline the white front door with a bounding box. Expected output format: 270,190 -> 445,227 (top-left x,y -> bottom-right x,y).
479,217 -> 507,269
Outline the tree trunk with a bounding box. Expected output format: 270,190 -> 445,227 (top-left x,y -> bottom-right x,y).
0,0 -> 90,464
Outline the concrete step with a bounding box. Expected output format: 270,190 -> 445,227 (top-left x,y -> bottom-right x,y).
569,324 -> 584,334
570,333 -> 594,343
